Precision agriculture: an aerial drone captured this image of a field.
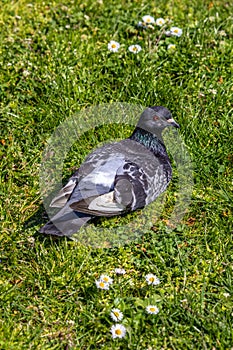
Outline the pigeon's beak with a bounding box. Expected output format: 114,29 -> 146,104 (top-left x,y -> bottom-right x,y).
167,118 -> 180,128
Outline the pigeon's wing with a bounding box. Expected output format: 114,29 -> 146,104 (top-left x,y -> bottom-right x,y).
49,170 -> 79,208
114,161 -> 148,211
49,148 -> 125,209
70,160 -> 148,216
68,155 -> 127,216
70,191 -> 126,217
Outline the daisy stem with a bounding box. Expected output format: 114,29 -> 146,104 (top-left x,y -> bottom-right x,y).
147,34 -> 152,54
152,28 -> 166,53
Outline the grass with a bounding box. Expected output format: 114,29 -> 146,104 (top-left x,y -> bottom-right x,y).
0,0 -> 233,349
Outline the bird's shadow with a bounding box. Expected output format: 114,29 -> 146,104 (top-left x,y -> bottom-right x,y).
22,203 -> 58,243
23,198 -> 147,248
23,198 -> 129,245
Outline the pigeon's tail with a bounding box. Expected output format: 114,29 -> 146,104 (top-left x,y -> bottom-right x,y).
39,205 -> 92,237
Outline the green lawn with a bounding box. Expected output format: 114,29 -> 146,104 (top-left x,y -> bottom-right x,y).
0,0 -> 232,349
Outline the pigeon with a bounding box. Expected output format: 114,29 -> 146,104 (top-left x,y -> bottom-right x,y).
39,106 -> 180,237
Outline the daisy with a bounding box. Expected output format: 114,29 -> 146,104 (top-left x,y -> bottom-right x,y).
137,21 -> 147,29
167,44 -> 176,50
219,30 -> 227,36
114,268 -> 126,275
147,24 -> 155,30
95,280 -> 110,290
156,18 -> 165,26
209,89 -> 217,95
146,305 -> 160,315
170,27 -> 183,37
108,40 -> 120,52
110,308 -> 123,322
142,15 -> 155,24
111,324 -> 126,339
99,274 -> 113,285
145,273 -> 160,285
128,44 -> 142,54
23,70 -> 30,77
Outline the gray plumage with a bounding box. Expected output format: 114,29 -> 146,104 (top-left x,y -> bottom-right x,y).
39,106 -> 180,237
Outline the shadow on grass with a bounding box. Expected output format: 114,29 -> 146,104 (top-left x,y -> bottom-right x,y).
22,204 -> 64,244
23,200 -> 150,251
23,202 -> 125,245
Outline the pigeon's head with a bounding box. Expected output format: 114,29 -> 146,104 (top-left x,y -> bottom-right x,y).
137,106 -> 180,134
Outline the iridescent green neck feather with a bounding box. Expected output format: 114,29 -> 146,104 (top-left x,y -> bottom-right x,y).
130,127 -> 167,157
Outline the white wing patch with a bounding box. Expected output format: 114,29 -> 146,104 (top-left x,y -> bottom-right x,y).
88,191 -> 125,213
50,178 -> 77,208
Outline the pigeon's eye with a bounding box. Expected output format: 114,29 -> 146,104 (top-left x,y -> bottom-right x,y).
153,115 -> 159,121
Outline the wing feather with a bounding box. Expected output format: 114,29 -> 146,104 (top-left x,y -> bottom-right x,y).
50,170 -> 79,208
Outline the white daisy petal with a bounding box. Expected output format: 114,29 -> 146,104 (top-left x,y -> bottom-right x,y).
146,305 -> 160,315
128,44 -> 142,54
111,324 -> 126,339
147,24 -> 155,30
142,15 -> 155,24
108,40 -> 120,52
155,18 -> 165,26
95,280 -> 110,290
137,21 -> 147,29
170,27 -> 183,37
99,274 -> 113,284
145,273 -> 160,285
114,268 -> 126,275
167,44 -> 176,50
23,70 -> 30,77
110,308 -> 123,322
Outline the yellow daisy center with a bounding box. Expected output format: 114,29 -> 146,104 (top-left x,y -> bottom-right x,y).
150,307 -> 156,312
174,29 -> 179,33
149,277 -> 155,282
114,311 -> 119,317
115,329 -> 122,335
146,18 -> 151,23
111,44 -> 116,48
99,282 -> 105,287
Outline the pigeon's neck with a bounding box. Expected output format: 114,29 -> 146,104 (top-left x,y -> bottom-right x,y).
130,127 -> 167,157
